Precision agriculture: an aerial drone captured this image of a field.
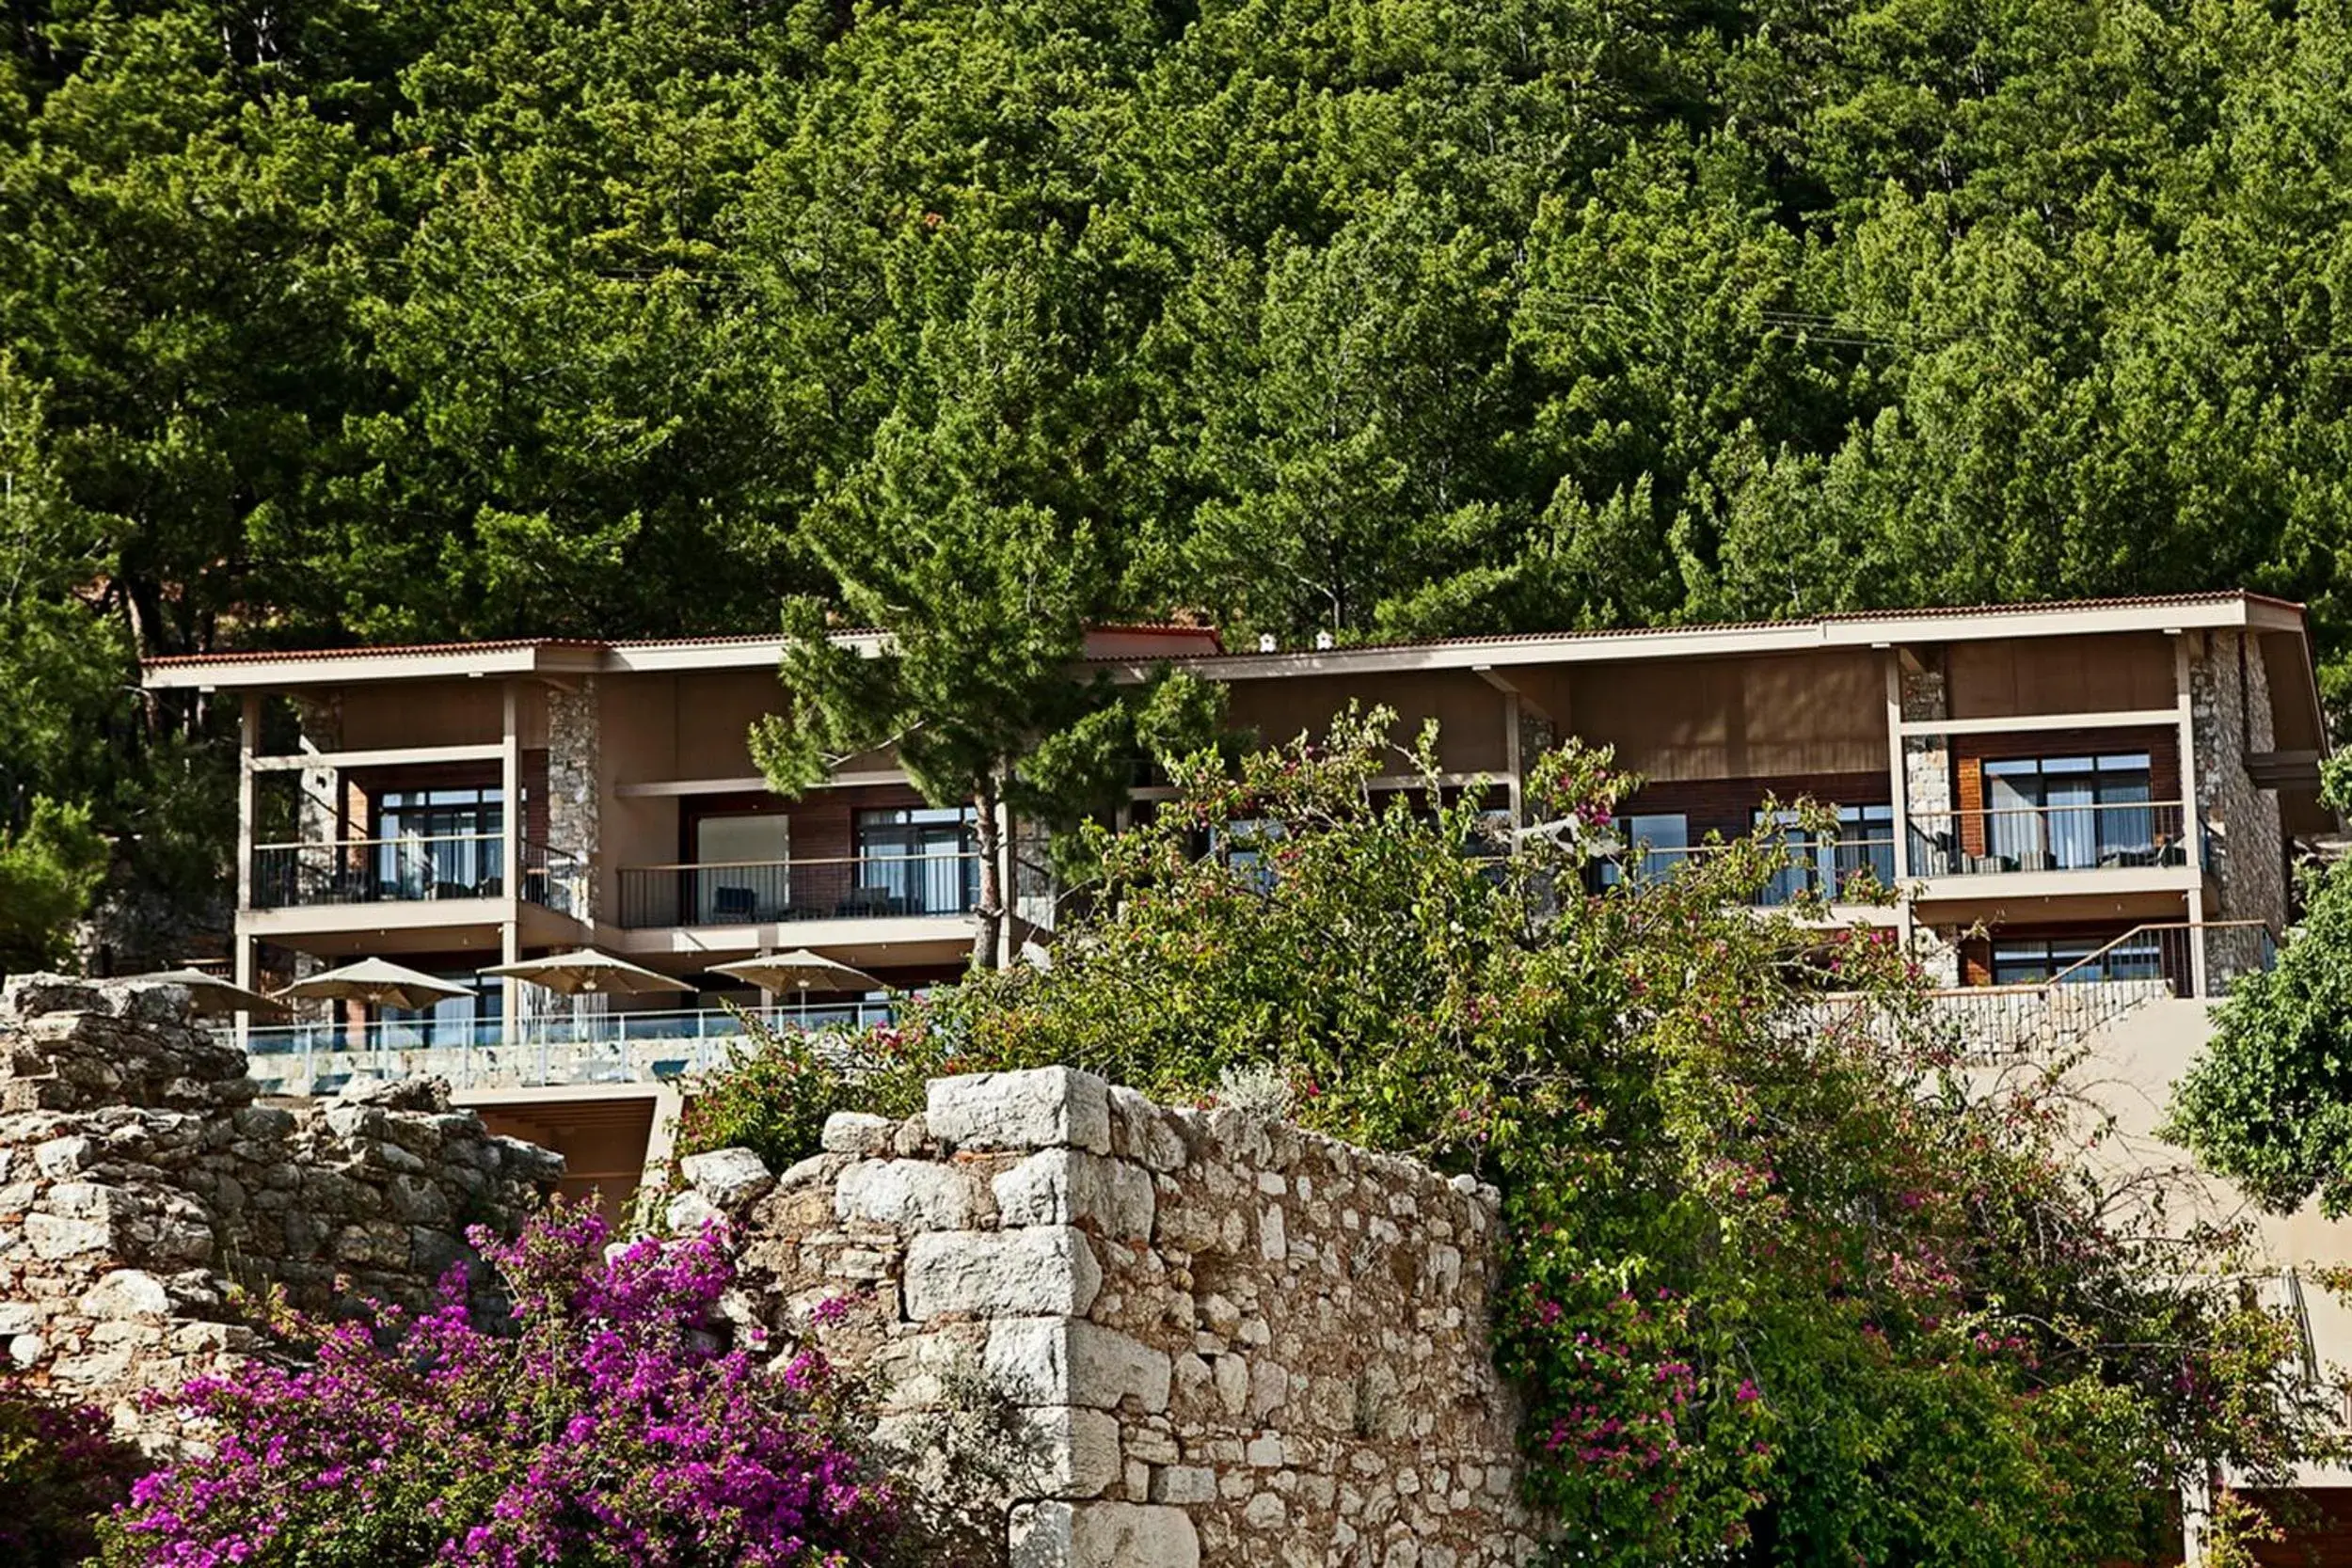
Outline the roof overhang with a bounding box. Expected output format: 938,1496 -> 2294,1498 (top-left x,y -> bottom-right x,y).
140,625 -> 1216,690
1101,594 -> 2312,684
140,634 -> 882,690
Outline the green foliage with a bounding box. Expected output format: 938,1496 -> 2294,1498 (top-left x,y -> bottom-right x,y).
12,0 -> 2352,910
673,1017 -> 861,1174
2168,745 -> 2352,1215
695,714 -> 2338,1563
0,796 -> 109,975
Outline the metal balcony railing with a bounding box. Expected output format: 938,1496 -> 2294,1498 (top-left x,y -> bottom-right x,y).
613,853 -> 982,929
249,834 -> 587,914
1905,801 -> 2187,877
1594,836 -> 1898,907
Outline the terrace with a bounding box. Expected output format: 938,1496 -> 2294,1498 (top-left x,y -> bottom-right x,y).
225,999 -> 896,1093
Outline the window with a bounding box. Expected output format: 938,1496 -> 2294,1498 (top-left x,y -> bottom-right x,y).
1981,753 -> 2156,870
1989,934 -> 2163,988
374,787 -> 502,896
853,806 -> 979,915
1213,818 -> 1287,893
1598,813 -> 1690,887
1750,804 -> 1896,904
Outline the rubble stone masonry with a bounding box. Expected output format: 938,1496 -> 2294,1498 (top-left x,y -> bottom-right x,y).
675,1065 -> 1546,1568
0,976 -> 561,1445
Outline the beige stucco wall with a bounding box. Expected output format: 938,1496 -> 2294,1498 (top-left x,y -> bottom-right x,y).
2079,999 -> 2352,1390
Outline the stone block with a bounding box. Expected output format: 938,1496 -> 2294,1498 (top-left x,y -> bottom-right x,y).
79,1269 -> 170,1320
993,1149 -> 1154,1241
666,1190 -> 723,1235
1108,1085 -> 1190,1171
928,1068 -> 1111,1155
776,1152 -> 837,1191
903,1227 -> 1103,1321
681,1147 -> 773,1209
32,1134 -> 95,1177
25,1212 -> 109,1259
1009,1405 -> 1123,1498
1150,1465 -> 1217,1505
1010,1501 -> 1200,1568
1248,1358 -> 1289,1418
985,1317 -> 1172,1411
835,1160 -> 981,1231
819,1113 -> 894,1155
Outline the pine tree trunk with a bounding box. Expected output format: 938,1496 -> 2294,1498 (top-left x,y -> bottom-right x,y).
972,778 -> 1004,970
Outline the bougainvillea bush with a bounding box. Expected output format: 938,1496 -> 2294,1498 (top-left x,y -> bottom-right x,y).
687,709 -> 2339,1565
0,1374 -> 144,1563
100,1204 -> 894,1568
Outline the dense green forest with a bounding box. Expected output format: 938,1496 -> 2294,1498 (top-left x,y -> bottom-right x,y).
7,0 -> 2352,936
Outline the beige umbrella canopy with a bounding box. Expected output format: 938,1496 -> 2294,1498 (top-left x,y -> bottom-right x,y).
483,948 -> 694,997
708,950 -> 880,995
709,950 -> 881,1022
121,968 -> 287,1019
274,958 -> 476,1010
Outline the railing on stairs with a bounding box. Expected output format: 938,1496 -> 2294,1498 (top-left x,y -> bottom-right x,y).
1797,920 -> 2278,1061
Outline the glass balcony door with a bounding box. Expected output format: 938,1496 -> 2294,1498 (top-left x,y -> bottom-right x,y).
1983,754 -> 2153,870
375,787 -> 502,898
853,806 -> 979,915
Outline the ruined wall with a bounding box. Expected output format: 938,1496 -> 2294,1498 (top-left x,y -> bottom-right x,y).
674,1066 -> 1544,1568
0,977 -> 562,1442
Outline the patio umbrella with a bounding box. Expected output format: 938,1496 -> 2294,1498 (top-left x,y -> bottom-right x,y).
274,958 -> 476,1010
482,948 -> 694,997
119,968 -> 287,1019
708,949 -> 880,1023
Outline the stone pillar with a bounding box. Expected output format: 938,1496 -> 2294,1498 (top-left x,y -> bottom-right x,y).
544,678 -> 601,922
2191,632 -> 2287,985
289,694 -> 347,901
1898,660 -> 1960,986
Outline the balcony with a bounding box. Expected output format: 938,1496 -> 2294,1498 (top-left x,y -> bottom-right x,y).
1905,801 -> 2186,878
223,1002 -> 895,1092
615,853 -> 981,929
249,834 -> 589,917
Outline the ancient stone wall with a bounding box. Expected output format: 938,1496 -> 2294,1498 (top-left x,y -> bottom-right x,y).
674,1066 -> 1543,1568
0,977 -> 562,1443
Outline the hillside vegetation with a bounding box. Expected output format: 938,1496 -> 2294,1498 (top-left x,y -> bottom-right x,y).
7,0 -> 2352,914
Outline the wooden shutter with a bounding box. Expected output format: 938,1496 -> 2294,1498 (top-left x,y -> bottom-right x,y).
1956,755 -> 1986,859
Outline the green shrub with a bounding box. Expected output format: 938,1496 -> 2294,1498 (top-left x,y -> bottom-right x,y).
690,708 -> 2336,1564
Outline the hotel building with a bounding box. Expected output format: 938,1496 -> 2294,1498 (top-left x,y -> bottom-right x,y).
137,591 -> 2331,1201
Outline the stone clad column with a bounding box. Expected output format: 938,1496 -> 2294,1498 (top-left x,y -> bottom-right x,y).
543,677 -> 601,923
